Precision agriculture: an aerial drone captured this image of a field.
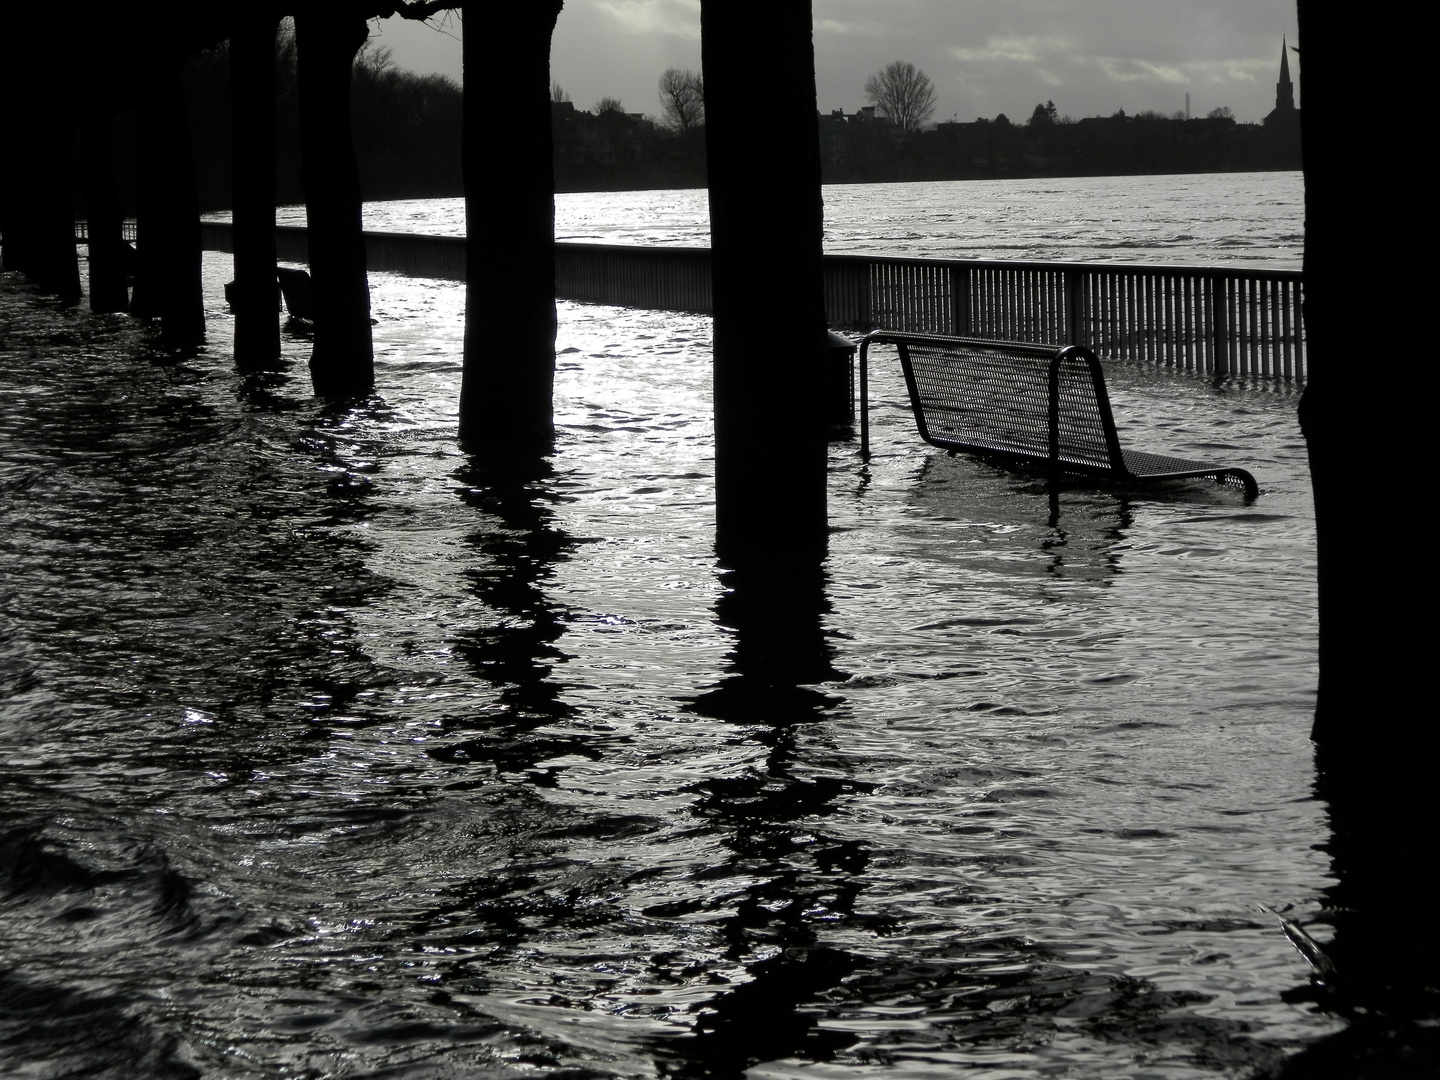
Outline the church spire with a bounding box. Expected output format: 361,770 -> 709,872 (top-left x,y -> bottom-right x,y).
1276,35 -> 1295,111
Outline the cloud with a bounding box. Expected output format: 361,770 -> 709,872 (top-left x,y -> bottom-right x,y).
1083,54 -> 1271,88
591,0 -> 701,40
948,36 -> 1072,65
813,17 -> 895,37
1093,58 -> 1190,85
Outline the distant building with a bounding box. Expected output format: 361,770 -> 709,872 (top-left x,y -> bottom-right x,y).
816,105 -> 904,171
1264,37 -> 1299,129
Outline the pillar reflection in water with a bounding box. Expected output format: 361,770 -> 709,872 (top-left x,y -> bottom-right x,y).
657,558 -> 882,1074
428,452 -> 592,781
1266,756 -> 1440,1078
687,561 -> 843,730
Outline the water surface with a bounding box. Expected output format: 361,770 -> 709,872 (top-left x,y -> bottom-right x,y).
256,171 -> 1305,269
2,175 -> 1328,1077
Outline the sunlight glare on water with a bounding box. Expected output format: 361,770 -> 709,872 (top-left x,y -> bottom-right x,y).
260,170 -> 1304,268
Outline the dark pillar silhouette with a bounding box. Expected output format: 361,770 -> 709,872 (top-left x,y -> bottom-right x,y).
0,15 -> 82,299
77,12 -> 129,314
0,140 -> 33,274
230,9 -> 281,366
15,113 -> 83,300
1295,11 -> 1425,756
1294,26 -> 1428,755
1292,0 -> 1437,1037
458,1 -> 563,448
701,1 -> 828,565
296,8 -> 374,397
1,12 -> 37,275
80,112 -> 130,313
130,49 -> 206,343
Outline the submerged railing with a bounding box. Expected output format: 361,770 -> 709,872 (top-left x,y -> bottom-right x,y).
557,244 -> 1306,382
193,224 -> 1305,381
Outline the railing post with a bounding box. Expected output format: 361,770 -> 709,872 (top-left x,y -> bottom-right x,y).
949,263 -> 970,335
1299,280 -> 1307,381
859,336 -> 871,458
1246,278 -> 1258,379
1212,276 -> 1231,380
1064,268 -> 1085,346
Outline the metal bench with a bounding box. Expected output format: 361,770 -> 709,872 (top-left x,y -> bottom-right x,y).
275,267 -> 313,322
858,330 -> 1258,499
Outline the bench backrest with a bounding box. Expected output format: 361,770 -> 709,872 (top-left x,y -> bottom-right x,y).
859,331 -> 1124,472
276,267 -> 313,320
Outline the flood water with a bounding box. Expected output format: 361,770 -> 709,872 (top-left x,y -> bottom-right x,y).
266,170 -> 1306,269
1,175 -> 1335,1078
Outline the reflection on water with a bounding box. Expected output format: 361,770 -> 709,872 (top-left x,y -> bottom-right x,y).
686,565 -> 843,728
906,453 -> 1135,584
0,258 -> 1344,1078
1258,756 -> 1440,1078
431,454 -> 587,778
654,566 -> 874,1075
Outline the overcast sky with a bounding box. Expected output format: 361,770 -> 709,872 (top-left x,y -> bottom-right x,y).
367,1 -> 1298,126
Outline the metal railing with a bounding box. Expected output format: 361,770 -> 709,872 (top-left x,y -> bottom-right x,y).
192,225 -> 1306,381
852,256 -> 1304,381
73,220 -> 138,242
555,243 -> 711,313
554,244 -> 1304,381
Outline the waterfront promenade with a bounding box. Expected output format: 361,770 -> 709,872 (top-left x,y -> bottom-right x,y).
198,221 -> 1305,382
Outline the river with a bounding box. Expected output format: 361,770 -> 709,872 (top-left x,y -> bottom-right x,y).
0,172 -> 1332,1078
265,170 -> 1306,269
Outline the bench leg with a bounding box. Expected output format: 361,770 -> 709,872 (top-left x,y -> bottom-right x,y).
1221,468 -> 1259,500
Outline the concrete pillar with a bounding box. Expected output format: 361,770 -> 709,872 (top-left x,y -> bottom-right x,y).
230,11 -> 281,366
296,8 -> 373,396
701,1 -> 828,565
458,1 -> 563,448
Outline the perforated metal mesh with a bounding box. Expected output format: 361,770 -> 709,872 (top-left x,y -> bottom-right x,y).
1120,449 -> 1253,491
1051,353 -> 1117,470
900,339 -> 1118,469
864,330 -> 1258,498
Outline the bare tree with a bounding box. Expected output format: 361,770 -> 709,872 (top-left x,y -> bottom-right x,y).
863,61 -> 937,133
594,96 -> 624,114
352,40 -> 395,80
551,81 -> 570,103
658,66 -> 704,135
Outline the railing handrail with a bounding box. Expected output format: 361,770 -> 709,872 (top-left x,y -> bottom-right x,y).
554,240 -> 1302,284
197,225 -> 1301,286
192,223 -> 1307,380
821,250 -> 1302,283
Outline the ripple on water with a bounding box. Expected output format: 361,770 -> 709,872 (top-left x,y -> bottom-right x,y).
0,252 -> 1332,1078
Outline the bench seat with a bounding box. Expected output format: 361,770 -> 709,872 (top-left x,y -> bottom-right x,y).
859,331 -> 1258,499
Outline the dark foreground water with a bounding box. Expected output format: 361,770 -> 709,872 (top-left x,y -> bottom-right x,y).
1,255 -> 1335,1079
